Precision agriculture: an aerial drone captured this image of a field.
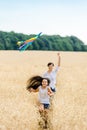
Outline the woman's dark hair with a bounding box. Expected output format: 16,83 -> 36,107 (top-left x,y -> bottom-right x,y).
47,62 -> 54,67
26,75 -> 50,90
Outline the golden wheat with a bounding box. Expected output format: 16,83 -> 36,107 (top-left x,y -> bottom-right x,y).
0,51 -> 87,130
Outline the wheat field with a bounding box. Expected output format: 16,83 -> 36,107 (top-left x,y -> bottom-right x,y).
0,51 -> 87,130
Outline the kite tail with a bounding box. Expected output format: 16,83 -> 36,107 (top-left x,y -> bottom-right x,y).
19,42 -> 32,51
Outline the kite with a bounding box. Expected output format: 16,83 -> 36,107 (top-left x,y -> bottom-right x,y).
17,32 -> 42,51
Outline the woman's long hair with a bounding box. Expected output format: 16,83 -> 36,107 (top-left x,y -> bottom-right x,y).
26,75 -> 50,90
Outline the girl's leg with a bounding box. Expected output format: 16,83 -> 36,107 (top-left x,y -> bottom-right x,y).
39,104 -> 44,113
43,109 -> 49,129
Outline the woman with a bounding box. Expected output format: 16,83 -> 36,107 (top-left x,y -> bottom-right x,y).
43,53 -> 61,92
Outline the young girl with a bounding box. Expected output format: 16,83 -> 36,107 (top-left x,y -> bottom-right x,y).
26,76 -> 53,112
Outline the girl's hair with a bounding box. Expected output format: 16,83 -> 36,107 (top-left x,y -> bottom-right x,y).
47,62 -> 54,67
26,75 -> 50,90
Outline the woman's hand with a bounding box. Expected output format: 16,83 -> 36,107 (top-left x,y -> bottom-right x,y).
57,52 -> 60,56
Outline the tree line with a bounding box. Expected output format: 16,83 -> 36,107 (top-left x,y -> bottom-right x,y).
0,31 -> 87,51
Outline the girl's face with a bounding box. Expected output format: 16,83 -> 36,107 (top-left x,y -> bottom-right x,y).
42,79 -> 48,87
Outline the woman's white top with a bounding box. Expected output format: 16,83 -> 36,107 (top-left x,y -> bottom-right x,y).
38,86 -> 50,104
43,66 -> 59,89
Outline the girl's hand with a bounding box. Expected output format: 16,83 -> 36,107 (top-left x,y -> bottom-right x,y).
48,91 -> 54,96
48,91 -> 51,96
47,87 -> 54,96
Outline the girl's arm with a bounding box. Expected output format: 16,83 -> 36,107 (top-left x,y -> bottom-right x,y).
47,87 -> 54,96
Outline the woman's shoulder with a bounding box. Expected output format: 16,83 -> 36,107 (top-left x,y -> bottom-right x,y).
54,66 -> 60,72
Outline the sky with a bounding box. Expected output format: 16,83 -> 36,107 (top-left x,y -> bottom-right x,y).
0,0 -> 87,44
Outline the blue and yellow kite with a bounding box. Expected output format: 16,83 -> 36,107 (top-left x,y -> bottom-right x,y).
17,32 -> 42,51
